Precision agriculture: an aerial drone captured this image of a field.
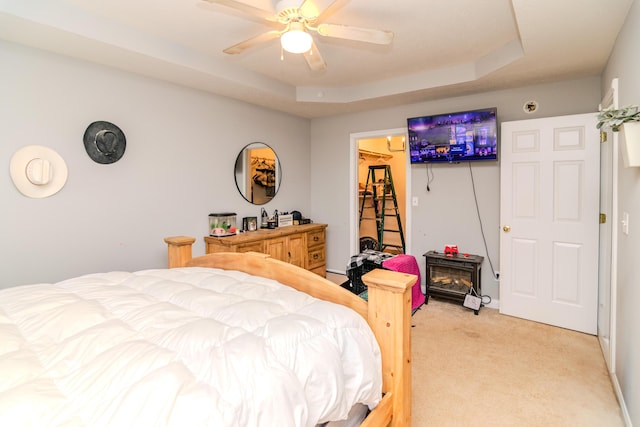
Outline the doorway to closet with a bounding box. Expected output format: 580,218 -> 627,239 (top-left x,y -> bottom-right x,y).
349,128 -> 411,257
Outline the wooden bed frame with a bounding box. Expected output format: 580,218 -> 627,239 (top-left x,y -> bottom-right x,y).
165,236 -> 415,427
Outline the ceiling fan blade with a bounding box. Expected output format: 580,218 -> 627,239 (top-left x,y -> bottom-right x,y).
299,0 -> 346,21
303,42 -> 326,71
202,0 -> 276,21
223,30 -> 281,55
316,23 -> 393,45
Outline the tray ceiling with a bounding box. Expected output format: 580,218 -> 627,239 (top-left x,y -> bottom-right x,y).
0,0 -> 632,118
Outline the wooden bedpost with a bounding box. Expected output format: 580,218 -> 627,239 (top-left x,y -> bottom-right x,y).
362,268 -> 415,427
164,236 -> 196,268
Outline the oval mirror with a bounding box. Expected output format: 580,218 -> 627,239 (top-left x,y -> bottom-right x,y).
234,142 -> 281,205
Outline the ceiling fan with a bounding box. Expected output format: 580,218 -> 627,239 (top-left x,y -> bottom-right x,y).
202,0 -> 394,71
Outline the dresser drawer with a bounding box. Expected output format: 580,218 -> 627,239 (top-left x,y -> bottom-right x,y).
206,240 -> 263,253
236,241 -> 264,253
307,247 -> 326,270
307,229 -> 325,247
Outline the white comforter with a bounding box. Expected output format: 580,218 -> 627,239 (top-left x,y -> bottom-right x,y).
0,267 -> 382,426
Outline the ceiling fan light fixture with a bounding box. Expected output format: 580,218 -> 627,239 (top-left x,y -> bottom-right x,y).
280,22 -> 313,54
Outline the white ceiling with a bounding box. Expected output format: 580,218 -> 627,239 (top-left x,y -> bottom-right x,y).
0,0 -> 633,118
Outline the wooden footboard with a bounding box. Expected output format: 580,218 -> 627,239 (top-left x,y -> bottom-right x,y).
165,236 -> 415,427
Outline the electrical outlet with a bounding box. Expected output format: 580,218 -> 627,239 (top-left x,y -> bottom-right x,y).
412,196 -> 419,207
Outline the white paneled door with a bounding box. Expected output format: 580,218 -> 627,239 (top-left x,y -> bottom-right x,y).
500,113 -> 600,334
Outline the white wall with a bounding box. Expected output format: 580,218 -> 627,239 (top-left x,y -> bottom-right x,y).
310,77 -> 602,302
0,41 -> 311,287
602,0 -> 640,424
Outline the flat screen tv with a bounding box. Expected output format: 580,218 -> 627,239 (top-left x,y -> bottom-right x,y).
407,107 -> 498,163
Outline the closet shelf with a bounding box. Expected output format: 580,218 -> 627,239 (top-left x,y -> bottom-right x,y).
358,149 -> 392,160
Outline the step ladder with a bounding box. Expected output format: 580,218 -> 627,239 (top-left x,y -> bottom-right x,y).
359,164 -> 406,254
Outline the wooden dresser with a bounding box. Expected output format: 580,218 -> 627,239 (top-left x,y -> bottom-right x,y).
204,223 -> 327,277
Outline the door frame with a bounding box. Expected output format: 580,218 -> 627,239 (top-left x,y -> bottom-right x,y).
598,78 -> 619,373
349,128 -> 411,256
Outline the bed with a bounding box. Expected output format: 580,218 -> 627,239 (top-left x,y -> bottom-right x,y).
0,236 -> 415,426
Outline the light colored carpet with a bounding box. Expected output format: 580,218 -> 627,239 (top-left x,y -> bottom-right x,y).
326,272 -> 350,286
411,299 -> 624,426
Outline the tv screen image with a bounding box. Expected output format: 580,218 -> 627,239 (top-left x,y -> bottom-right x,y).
407,107 -> 498,163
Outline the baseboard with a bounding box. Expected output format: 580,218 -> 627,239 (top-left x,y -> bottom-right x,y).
485,298 -> 500,310
610,372 -> 633,426
326,268 -> 347,276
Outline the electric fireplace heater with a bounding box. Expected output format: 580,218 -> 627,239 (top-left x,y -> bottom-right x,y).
424,251 -> 483,306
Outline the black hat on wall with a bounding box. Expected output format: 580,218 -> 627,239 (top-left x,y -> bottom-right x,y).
83,121 -> 126,164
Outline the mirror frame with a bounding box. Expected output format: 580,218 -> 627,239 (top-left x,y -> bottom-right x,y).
234,142 -> 281,205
